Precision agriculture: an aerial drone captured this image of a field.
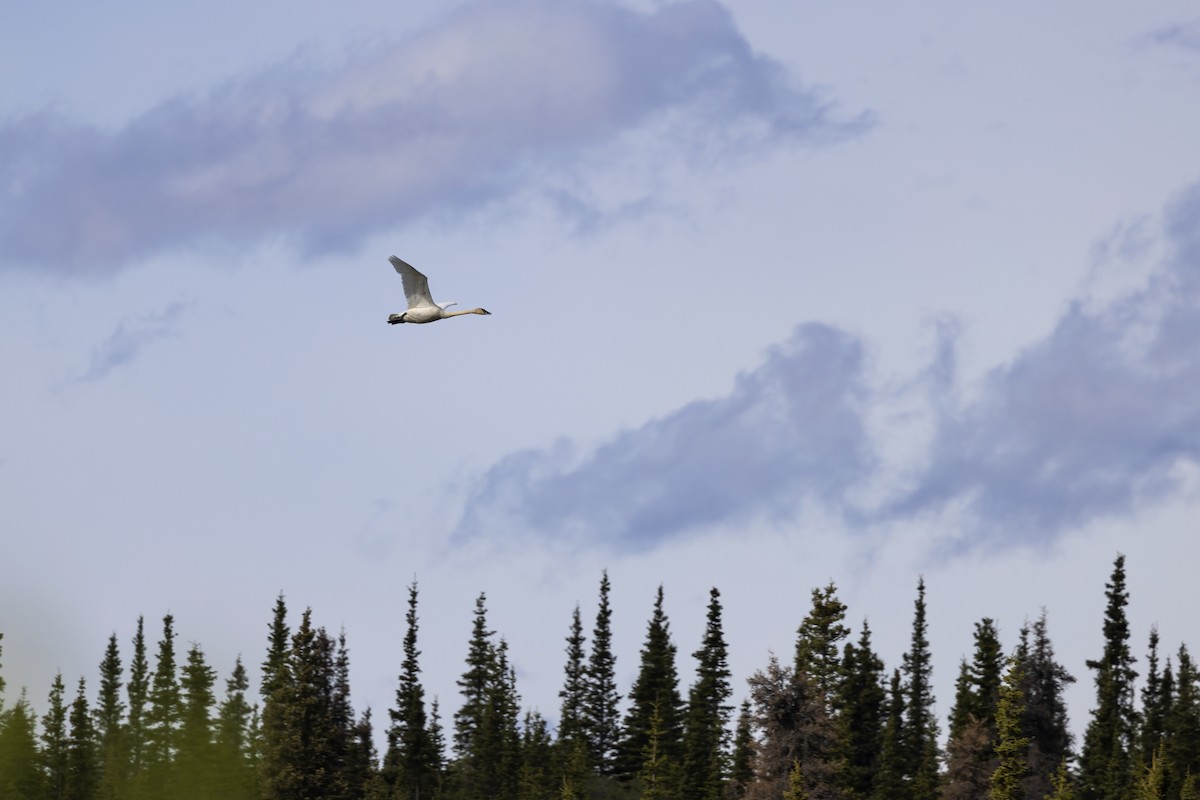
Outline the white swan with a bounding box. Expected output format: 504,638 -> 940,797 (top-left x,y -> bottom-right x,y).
387,256 -> 492,325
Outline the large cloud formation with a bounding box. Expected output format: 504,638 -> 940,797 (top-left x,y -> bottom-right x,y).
458,183 -> 1200,550
0,0 -> 854,276
456,324 -> 875,548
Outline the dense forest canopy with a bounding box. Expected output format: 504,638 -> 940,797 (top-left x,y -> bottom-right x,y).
1,554 -> 1197,800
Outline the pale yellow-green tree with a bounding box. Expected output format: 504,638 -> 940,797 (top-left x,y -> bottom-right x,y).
990,658 -> 1028,800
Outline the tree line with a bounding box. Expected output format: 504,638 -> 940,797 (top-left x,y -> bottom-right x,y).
0,554 -> 1196,800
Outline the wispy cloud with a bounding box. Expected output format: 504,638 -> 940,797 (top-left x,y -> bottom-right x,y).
1147,19 -> 1200,52
888,183 -> 1200,545
457,182 -> 1200,552
0,0 -> 865,277
456,323 -> 876,549
76,301 -> 192,383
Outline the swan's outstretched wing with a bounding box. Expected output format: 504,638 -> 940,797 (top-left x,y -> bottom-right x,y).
389,256 -> 436,309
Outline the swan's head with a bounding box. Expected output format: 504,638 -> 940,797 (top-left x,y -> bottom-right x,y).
473,308 -> 491,315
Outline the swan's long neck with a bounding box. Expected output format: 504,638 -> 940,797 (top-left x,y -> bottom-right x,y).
442,308 -> 489,317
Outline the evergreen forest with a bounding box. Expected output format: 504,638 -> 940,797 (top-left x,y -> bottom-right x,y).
1,554 -> 1196,800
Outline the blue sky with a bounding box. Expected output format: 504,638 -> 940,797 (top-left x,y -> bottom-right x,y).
3,0 -> 1200,744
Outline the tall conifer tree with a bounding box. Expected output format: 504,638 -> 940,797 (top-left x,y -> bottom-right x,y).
584,570 -> 620,775
558,606 -> 587,750
214,657 -> 256,800
901,577 -> 939,800
1164,645 -> 1200,800
0,691 -> 43,798
837,620 -> 885,799
177,642 -> 218,800
43,672 -> 70,800
94,632 -> 125,800
126,615 -> 150,789
67,677 -> 99,800
681,588 -> 733,800
388,581 -> 438,800
1078,554 -> 1138,800
794,582 -> 849,714
1015,611 -> 1075,799
617,585 -> 683,783
990,659 -> 1029,800
144,614 -> 182,796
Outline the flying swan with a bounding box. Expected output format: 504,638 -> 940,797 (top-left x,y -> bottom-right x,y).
387,256 -> 491,325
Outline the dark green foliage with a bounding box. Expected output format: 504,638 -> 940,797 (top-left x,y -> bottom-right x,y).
144,614 -> 182,795
1164,645 -> 1200,800
729,701 -> 755,799
518,710 -> 555,800
901,577 -> 939,800
1014,610 -> 1074,799
681,588 -> 732,800
0,691 -> 43,798
126,616 -> 150,789
558,605 -> 588,750
259,608 -> 356,800
1140,628 -> 1169,768
943,618 -> 1005,800
871,670 -> 905,800
387,581 -> 439,800
176,642 -> 218,799
1079,554 -> 1138,800
261,594 -> 290,701
794,582 -> 849,714
446,596 -> 521,800
584,570 -> 621,776
617,586 -> 684,784
43,673 -> 69,800
67,677 -> 99,800
94,632 -> 125,800
214,657 -> 256,800
837,620 -> 885,800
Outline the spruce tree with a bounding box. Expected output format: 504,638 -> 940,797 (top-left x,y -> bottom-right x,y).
67,676 -> 99,800
126,615 -> 150,789
746,655 -> 839,799
43,672 -> 70,800
1139,627 -> 1168,767
871,670 -> 906,800
557,606 -> 587,754
583,570 -> 620,775
617,585 -> 684,783
901,577 -> 939,800
943,618 -> 1004,800
0,691 -> 43,798
640,701 -> 680,800
214,657 -> 256,800
837,620 -> 885,800
518,710 -> 556,800
1164,645 -> 1200,800
990,659 -> 1029,800
260,608 -> 347,800
681,588 -> 733,800
794,581 -> 849,714
261,594 -> 290,701
1078,554 -> 1138,800
177,642 -> 218,800
144,614 -> 182,796
388,581 -> 438,800
1015,610 -> 1074,799
94,632 -> 125,800
455,593 -> 496,763
729,701 -> 755,799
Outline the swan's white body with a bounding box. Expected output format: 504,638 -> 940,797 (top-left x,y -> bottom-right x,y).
387,256 -> 491,324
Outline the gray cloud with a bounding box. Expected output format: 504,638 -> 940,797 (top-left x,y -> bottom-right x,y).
76,301 -> 192,382
0,0 -> 864,277
1148,19 -> 1200,52
456,323 -> 876,548
886,182 -> 1200,545
458,183 -> 1200,552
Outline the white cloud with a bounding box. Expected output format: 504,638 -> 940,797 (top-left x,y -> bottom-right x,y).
0,0 -> 862,277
